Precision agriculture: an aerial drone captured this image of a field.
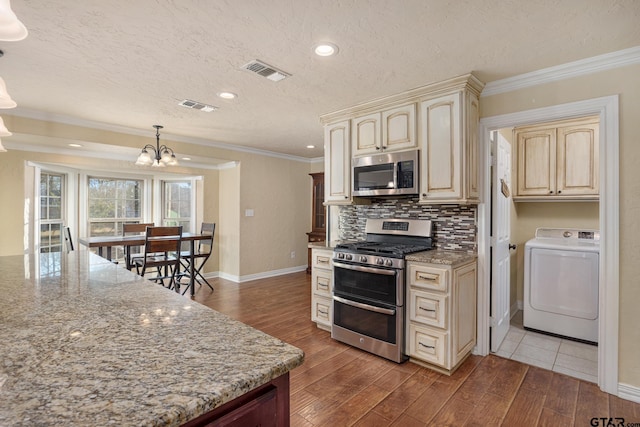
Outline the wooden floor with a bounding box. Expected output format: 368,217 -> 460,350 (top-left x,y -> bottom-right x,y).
193,271 -> 640,426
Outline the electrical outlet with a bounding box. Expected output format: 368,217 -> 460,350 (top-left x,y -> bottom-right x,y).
290,251 -> 295,259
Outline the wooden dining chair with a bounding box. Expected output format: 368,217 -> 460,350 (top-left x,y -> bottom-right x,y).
133,226 -> 182,289
122,222 -> 154,270
179,222 -> 215,294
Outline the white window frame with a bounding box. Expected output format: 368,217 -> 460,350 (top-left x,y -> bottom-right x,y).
28,162 -> 78,254
154,176 -> 199,233
79,171 -> 153,238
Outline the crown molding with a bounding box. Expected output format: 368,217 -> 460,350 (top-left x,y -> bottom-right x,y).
6,108 -> 319,164
481,46 -> 640,97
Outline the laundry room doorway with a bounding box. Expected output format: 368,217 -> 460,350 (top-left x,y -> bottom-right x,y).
477,95 -> 620,395
489,124 -> 600,383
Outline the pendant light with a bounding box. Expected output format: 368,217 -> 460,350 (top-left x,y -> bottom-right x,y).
135,125 -> 178,167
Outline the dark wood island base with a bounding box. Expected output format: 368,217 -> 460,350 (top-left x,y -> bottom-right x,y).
182,373 -> 290,427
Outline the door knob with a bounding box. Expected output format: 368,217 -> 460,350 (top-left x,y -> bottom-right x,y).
509,244 -> 516,250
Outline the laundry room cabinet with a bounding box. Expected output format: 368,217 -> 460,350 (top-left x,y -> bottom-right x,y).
405,258 -> 477,374
515,116 -> 599,200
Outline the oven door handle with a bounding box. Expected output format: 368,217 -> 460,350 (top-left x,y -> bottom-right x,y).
332,261 -> 397,276
333,295 -> 396,316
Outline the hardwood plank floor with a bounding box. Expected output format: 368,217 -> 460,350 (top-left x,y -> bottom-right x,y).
193,271 -> 640,426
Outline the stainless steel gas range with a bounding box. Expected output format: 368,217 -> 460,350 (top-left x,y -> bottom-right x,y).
332,218 -> 433,363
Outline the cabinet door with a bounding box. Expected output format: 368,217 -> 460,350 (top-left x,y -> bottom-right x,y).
324,121 -> 351,203
516,128 -> 556,196
409,289 -> 448,329
407,323 -> 449,368
419,93 -> 462,201
408,263 -> 449,293
556,121 -> 599,195
465,93 -> 480,200
311,295 -> 332,326
352,113 -> 381,156
312,269 -> 332,297
382,104 -> 417,152
452,262 -> 477,365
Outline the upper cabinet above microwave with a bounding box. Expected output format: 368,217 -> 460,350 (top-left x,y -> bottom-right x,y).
320,74 -> 484,206
352,104 -> 417,157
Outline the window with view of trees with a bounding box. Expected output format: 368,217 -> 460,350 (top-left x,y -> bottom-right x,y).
162,181 -> 192,231
40,172 -> 64,253
87,177 -> 143,238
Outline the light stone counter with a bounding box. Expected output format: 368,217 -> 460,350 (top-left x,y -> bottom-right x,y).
405,249 -> 477,267
0,251 -> 304,426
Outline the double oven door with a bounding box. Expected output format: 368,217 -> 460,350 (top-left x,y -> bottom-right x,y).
331,259 -> 407,363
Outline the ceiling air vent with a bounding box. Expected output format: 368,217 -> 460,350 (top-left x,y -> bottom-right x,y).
241,60 -> 291,82
178,99 -> 218,112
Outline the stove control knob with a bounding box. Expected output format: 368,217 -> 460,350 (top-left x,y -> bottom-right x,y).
385,259 -> 393,267
337,253 -> 344,259
376,258 -> 384,265
346,254 -> 353,261
360,256 -> 367,263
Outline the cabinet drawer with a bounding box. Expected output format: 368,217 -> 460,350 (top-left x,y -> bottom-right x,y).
409,290 -> 447,329
407,323 -> 448,368
408,264 -> 449,292
312,269 -> 332,297
312,251 -> 333,270
311,295 -> 332,326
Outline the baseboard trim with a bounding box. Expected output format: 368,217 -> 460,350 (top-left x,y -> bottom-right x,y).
215,265 -> 308,283
618,383 -> 640,403
510,301 -> 520,319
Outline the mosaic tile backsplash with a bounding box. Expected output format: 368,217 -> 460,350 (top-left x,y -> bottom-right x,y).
338,197 -> 477,252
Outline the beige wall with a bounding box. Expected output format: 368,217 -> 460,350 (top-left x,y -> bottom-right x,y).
481,63 -> 640,388
0,116 -> 314,280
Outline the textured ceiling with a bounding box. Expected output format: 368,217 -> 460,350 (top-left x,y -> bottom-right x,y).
2,0 -> 639,158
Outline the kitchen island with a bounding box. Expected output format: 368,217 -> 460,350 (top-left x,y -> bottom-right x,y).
0,251 -> 304,426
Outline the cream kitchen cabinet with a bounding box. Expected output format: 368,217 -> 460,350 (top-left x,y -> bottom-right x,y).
310,248 -> 333,330
320,74 -> 484,205
324,120 -> 352,204
515,116 -> 599,200
419,84 -> 481,204
406,259 -> 477,374
351,104 -> 417,156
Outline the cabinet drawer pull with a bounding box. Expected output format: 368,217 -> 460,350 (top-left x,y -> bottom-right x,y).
417,273 -> 438,282
419,342 -> 435,349
419,306 -> 436,312
318,309 -> 328,315
318,283 -> 328,290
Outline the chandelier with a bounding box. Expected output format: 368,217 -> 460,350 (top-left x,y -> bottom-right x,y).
135,125 -> 178,167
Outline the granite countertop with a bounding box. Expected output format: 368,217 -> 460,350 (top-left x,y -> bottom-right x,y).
405,249 -> 477,267
0,251 -> 304,427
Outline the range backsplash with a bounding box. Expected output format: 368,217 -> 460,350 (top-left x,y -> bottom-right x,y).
337,197 -> 477,252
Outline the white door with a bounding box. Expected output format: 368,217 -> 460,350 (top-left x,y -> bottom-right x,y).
490,132 -> 512,352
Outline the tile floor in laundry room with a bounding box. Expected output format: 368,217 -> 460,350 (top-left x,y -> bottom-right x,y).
494,310 -> 598,383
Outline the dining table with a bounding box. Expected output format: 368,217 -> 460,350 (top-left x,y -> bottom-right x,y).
78,232 -> 211,297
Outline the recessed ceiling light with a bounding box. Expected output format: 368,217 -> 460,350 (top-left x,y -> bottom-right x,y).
306,145 -> 315,149
181,157 -> 192,161
314,43 -> 339,57
218,92 -> 237,99
68,143 -> 82,148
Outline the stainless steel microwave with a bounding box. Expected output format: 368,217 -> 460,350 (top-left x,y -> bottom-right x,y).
352,150 -> 419,197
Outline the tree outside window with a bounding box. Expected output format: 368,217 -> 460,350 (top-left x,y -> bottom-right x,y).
163,181 -> 191,231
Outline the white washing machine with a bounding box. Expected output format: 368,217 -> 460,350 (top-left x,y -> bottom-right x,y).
523,228 -> 600,344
